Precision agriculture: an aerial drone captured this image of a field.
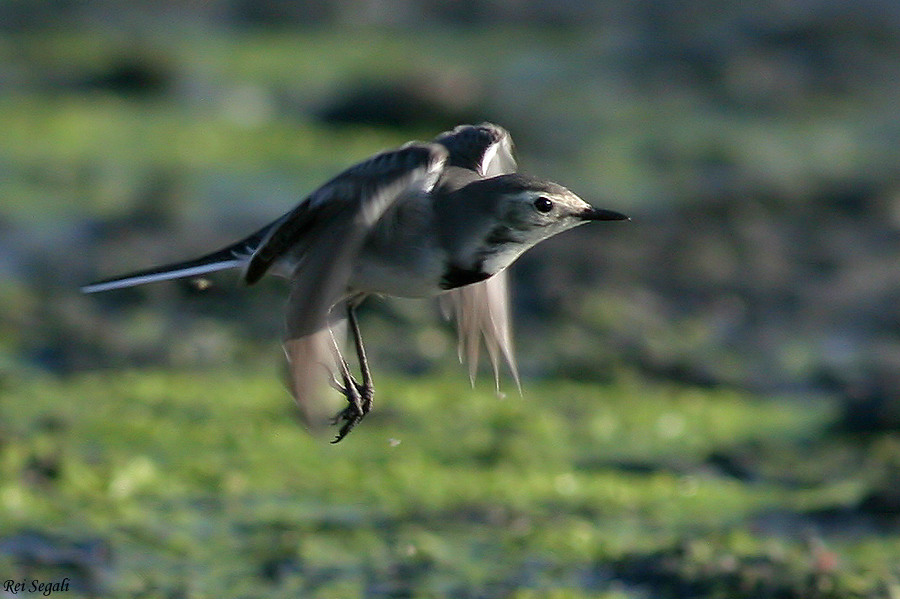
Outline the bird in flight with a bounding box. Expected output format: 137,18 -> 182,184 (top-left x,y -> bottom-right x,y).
83,123 -> 628,442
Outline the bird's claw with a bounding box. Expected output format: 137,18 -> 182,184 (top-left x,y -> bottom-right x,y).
330,372 -> 373,443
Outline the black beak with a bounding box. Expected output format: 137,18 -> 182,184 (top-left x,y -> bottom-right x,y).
581,207 -> 630,221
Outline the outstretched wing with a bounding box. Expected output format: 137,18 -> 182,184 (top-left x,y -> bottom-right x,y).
246,142 -> 448,286
253,142 -> 447,338
435,123 -> 521,392
434,122 -> 517,177
273,142 -> 448,418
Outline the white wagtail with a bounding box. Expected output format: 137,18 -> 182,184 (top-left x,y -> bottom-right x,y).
83,123 -> 628,442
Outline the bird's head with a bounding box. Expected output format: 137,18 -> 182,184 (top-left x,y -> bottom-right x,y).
494,175 -> 627,236
464,173 -> 629,273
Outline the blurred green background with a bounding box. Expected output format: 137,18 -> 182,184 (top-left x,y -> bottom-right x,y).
2,2 -> 900,597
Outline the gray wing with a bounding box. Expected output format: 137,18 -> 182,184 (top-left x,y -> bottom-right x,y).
246,142 -> 448,286
272,142 -> 448,417
435,123 -> 521,393
434,122 -> 517,176
254,142 -> 448,338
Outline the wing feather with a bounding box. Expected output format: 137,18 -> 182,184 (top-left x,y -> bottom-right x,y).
270,142 -> 448,412
440,270 -> 521,394
246,142 -> 447,284
435,123 -> 521,392
434,122 -> 517,176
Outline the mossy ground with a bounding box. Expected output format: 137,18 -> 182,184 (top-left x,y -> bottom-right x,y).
2,369 -> 898,597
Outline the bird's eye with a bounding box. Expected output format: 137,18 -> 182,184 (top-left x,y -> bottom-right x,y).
534,197 -> 553,213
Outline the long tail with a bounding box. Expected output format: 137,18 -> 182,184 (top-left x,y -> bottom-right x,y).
81,226 -> 271,293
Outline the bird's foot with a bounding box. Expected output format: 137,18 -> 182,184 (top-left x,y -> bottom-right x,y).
329,372 -> 374,443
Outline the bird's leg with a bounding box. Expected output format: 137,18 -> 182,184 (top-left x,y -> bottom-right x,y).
349,304 -> 374,413
330,301 -> 374,443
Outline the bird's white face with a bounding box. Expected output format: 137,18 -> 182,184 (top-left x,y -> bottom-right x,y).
501,188 -> 597,241
475,188 -> 589,275
442,173 -> 627,279
476,184 -> 627,276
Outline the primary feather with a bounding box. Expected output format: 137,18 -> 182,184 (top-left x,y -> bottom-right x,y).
435,123 -> 522,391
